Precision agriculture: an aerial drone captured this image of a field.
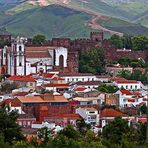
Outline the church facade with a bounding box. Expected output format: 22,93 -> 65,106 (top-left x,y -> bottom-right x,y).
0,37 -> 68,76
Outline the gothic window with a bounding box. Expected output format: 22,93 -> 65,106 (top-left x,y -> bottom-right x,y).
19,62 -> 22,66
59,55 -> 64,69
19,46 -> 22,51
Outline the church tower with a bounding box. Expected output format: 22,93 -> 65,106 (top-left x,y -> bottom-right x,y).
10,37 -> 26,75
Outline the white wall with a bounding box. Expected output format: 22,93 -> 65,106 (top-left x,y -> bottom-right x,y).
63,76 -> 97,83
55,47 -> 68,67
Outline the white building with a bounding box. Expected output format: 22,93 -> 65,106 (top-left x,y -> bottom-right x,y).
60,73 -> 97,83
106,64 -> 133,77
113,80 -> 143,90
3,37 -> 68,76
76,107 -> 99,125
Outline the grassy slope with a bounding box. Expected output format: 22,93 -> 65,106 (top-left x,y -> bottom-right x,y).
70,0 -> 134,20
1,5 -> 92,39
97,17 -> 148,36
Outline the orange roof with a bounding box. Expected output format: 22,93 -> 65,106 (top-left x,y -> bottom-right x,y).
8,75 -> 23,81
120,89 -> 133,95
8,75 -> 36,82
50,114 -> 81,119
44,83 -> 70,87
110,77 -> 127,81
17,95 -> 68,103
74,87 -> 87,92
115,80 -> 138,84
100,108 -> 127,117
41,73 -> 55,78
52,77 -> 65,81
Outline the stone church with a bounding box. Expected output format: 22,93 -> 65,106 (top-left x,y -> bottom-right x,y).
0,37 -> 69,76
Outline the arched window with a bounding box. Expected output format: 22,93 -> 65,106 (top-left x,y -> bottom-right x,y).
19,46 -> 22,51
59,55 -> 64,69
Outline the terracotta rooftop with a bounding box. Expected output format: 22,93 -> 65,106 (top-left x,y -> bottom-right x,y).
41,73 -> 55,78
100,108 -> 127,117
115,80 -> 138,84
120,89 -> 133,95
60,73 -> 95,77
26,50 -> 51,58
74,87 -> 87,92
76,81 -> 102,86
17,95 -> 68,103
12,92 -> 29,96
49,114 -> 81,119
8,75 -> 36,82
44,83 -> 70,87
52,77 -> 65,81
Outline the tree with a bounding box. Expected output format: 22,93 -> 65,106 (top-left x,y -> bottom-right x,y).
76,119 -> 91,136
12,141 -> 34,148
79,47 -> 105,74
97,84 -> 119,93
102,116 -> 130,144
59,124 -> 80,140
117,69 -> 131,79
122,34 -> 133,49
32,34 -> 46,45
110,34 -> 123,48
0,82 -> 19,94
132,35 -> 148,51
37,127 -> 54,145
0,108 -> 24,144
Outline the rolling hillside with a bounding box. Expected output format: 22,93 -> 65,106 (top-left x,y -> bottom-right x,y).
0,0 -> 148,38
0,5 -> 93,39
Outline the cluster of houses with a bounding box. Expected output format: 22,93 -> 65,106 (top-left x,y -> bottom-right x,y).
0,36 -> 148,139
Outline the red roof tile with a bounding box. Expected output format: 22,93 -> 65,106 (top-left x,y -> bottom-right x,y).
50,114 -> 81,119
74,87 -> 87,92
120,89 -> 133,95
115,80 -> 138,84
52,77 -> 65,81
100,108 -> 127,117
41,73 -> 55,78
44,83 -> 70,87
8,75 -> 36,82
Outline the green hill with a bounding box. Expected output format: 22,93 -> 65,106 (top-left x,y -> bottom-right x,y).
0,5 -> 93,39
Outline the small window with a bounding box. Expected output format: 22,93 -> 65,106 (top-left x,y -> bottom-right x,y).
130,85 -> 132,89
19,46 -> 22,51
126,85 -> 128,89
19,62 -> 22,66
135,85 -> 137,89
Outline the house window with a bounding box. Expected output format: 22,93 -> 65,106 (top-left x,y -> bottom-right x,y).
19,62 -> 22,66
126,85 -> 128,89
130,85 -> 132,89
82,78 -> 84,81
76,78 -> 78,81
135,85 -> 137,89
67,78 -> 69,82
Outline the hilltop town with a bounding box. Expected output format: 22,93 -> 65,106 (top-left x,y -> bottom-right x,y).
0,32 -> 148,147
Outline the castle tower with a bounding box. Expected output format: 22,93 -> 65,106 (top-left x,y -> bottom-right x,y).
90,32 -> 104,42
10,37 -> 26,75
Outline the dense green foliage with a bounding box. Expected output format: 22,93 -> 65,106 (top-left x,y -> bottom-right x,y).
98,84 -> 119,93
79,47 -> 105,74
0,82 -> 19,93
118,57 -> 146,68
110,34 -> 148,50
118,69 -> 148,84
0,114 -> 147,148
0,108 -> 24,144
32,34 -> 46,45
